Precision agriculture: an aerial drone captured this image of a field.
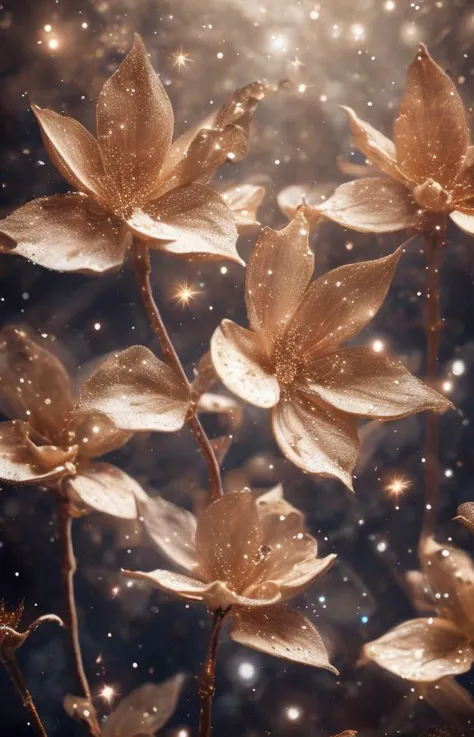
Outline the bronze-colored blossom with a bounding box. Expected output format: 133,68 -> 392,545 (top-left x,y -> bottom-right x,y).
209,213 -> 451,489
455,502 -> 474,532
222,183 -> 266,232
124,487 -> 338,671
65,674 -> 184,737
0,35 -> 267,273
363,537 -> 474,682
0,327 -> 191,518
0,602 -> 63,656
282,46 -> 474,236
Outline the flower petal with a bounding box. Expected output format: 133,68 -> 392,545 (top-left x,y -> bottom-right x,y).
102,676 -> 184,737
79,345 -> 190,433
454,502 -> 474,533
450,209 -> 474,235
271,392 -> 359,490
245,213 -> 314,346
394,45 -> 470,187
139,494 -> 197,573
127,182 -> 241,264
286,248 -> 403,358
0,421 -> 65,485
195,489 -> 262,591
222,184 -> 265,232
341,106 -> 402,181
66,463 -> 147,519
229,606 -> 338,672
303,346 -> 452,419
211,320 -> 279,408
96,34 -> 173,211
277,555 -> 337,601
69,411 -> 132,459
0,326 -> 74,441
317,178 -> 421,233
0,194 -> 130,274
31,105 -> 109,206
363,618 -> 474,682
277,183 -> 333,222
121,568 -> 212,602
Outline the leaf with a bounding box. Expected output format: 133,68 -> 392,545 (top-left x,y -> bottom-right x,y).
341,105 -> 401,180
128,182 -> 242,264
230,605 -> 338,672
0,421 -> 71,485
0,194 -> 130,274
139,494 -> 197,573
66,462 -> 147,519
245,213 -> 314,347
79,345 -> 190,433
303,346 -> 452,419
363,617 -> 474,682
394,44 -> 470,187
317,177 -> 421,234
271,391 -> 359,491
211,320 -> 280,408
96,34 -> 174,211
454,502 -> 474,533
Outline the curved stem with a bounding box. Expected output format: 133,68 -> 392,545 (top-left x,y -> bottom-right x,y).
56,496 -> 101,737
198,608 -> 229,737
420,223 -> 446,545
131,240 -> 223,503
0,651 -> 48,736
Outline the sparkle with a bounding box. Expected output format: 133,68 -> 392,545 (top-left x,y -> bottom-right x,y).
173,281 -> 200,307
371,339 -> 385,353
48,38 -> 59,50
452,359 -> 465,376
442,379 -> 453,393
172,48 -> 193,67
290,56 -> 304,70
384,0 -> 396,10
385,475 -> 411,497
99,685 -> 115,704
286,706 -> 302,722
237,661 -> 256,681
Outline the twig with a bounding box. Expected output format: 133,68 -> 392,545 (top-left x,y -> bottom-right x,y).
131,240 -> 223,503
198,608 -> 229,737
56,496 -> 101,737
420,222 -> 446,545
0,650 -> 48,736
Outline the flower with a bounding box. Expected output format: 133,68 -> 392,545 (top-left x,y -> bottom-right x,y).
64,674 -> 184,737
283,46 -> 474,236
222,183 -> 266,232
124,487 -> 338,671
0,602 -> 63,656
0,326 -> 191,518
209,213 -> 451,490
455,502 -> 474,533
0,35 -> 267,274
363,537 -> 474,682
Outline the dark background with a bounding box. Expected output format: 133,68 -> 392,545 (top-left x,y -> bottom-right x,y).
1,0 -> 474,735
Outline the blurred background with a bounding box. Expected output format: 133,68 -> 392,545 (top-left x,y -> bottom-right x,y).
1,0 -> 474,735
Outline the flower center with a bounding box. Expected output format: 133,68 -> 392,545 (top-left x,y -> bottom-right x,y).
272,338 -> 300,391
413,178 -> 453,213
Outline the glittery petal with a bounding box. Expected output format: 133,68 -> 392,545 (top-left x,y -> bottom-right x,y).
139,494 -> 198,573
454,502 -> 474,533
222,184 -> 265,232
0,421 -> 65,485
341,105 -> 405,181
66,462 -> 147,519
277,183 -> 332,223
102,677 -> 185,737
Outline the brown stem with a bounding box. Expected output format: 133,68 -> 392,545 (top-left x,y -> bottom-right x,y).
131,240 -> 223,503
0,651 -> 48,736
198,608 -> 229,737
421,223 -> 446,545
56,496 -> 101,737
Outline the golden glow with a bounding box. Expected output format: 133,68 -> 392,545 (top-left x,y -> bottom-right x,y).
172,48 -> 193,67
99,685 -> 115,703
385,475 -> 411,497
173,282 -> 200,306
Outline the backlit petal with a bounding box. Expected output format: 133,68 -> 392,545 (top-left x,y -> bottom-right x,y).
222,184 -> 265,232
277,183 -> 333,223
139,494 -> 197,573
66,462 -> 147,519
102,676 -> 184,737
450,210 -> 474,235
341,106 -> 402,181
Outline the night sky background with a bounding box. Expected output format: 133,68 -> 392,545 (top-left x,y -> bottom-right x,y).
1,0 -> 474,735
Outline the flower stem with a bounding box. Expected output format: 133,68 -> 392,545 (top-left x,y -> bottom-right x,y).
56,496 -> 101,737
421,223 -> 446,545
131,240 -> 223,503
0,650 -> 48,736
198,608 -> 229,737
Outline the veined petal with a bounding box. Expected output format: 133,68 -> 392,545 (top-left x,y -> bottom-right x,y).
303,346 -> 452,419
96,34 -> 174,211
195,489 -> 262,591
394,45 -> 470,187
79,345 -> 190,433
32,105 -> 109,207
139,494 -> 197,573
0,194 -> 130,274
122,568 -> 211,602
450,210 -> 474,235
229,606 -> 338,672
245,213 -> 314,344
127,183 -> 241,264
0,421 -> 66,485
341,106 -> 403,181
222,184 -> 265,232
66,462 -> 147,519
454,502 -> 474,533
363,618 -> 474,682
278,554 -> 337,601
317,178 -> 421,234
271,392 -> 359,491
286,248 -> 403,358
0,325 -> 73,441
211,320 -> 280,408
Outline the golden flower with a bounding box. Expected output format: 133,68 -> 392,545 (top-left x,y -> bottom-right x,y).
0,35 -> 267,273
65,674 -> 184,737
222,183 -> 266,232
282,46 -> 474,236
209,213 -> 451,490
124,487 -> 338,671
363,537 -> 474,682
455,502 -> 474,533
0,327 -> 191,518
